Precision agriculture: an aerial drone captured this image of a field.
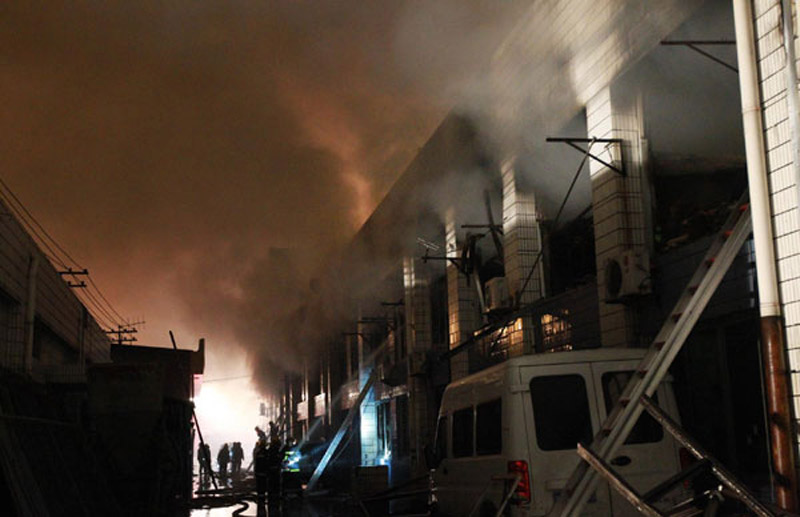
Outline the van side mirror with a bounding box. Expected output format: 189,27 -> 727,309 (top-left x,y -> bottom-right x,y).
424,443 -> 440,470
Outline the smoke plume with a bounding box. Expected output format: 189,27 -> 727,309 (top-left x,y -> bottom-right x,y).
0,1 -> 531,399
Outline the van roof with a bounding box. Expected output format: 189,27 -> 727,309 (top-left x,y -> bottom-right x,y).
446,347 -> 648,390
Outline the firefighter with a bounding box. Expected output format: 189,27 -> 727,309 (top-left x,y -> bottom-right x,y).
231,442 -> 244,475
266,436 -> 283,512
217,443 -> 230,477
197,443 -> 210,482
255,426 -> 267,443
254,438 -> 269,509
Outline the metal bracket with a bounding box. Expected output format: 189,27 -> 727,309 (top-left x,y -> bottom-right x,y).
660,40 -> 737,74
420,252 -> 462,269
58,268 -> 88,276
546,137 -> 625,176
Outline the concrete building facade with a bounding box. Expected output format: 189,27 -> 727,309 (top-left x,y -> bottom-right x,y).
275,1 -> 800,507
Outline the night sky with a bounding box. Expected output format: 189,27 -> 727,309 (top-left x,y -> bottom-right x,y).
1,1 -> 529,445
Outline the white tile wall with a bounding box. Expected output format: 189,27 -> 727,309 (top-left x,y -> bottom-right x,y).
502,161 -> 544,354
445,214 -> 481,380
585,86 -> 650,347
753,0 -> 800,441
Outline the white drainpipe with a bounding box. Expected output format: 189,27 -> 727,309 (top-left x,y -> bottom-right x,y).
734,0 -> 781,317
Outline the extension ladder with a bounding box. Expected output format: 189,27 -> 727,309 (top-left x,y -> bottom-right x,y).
306,341 -> 388,492
554,195 -> 753,517
578,395 -> 773,517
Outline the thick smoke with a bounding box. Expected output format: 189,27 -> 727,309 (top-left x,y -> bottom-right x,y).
0,1 -> 530,397
1,0 -> 740,405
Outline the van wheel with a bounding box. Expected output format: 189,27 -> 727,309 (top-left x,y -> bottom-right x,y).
479,500 -> 498,517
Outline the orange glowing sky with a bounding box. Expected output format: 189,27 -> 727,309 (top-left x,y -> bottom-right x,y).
1,1 -> 530,446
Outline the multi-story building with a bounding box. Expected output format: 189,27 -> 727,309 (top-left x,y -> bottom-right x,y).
275,0 -> 800,509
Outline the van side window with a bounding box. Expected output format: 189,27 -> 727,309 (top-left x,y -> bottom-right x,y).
435,416 -> 448,459
476,399 -> 502,455
530,375 -> 593,451
602,371 -> 663,444
452,407 -> 474,458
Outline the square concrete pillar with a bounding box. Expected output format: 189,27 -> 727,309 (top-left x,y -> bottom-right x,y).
403,257 -> 434,472
502,159 -> 545,355
445,210 -> 482,380
585,86 -> 651,347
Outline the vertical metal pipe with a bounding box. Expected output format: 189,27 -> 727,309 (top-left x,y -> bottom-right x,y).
733,0 -> 798,510
761,316 -> 797,510
23,254 -> 38,375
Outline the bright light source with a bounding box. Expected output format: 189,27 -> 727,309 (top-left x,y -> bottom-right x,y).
194,378 -> 263,451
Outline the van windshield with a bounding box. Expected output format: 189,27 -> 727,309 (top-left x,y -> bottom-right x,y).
601,371 -> 663,444
530,374 -> 593,451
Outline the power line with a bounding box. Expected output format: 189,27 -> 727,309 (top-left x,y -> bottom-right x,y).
516,138 -> 596,305
0,189 -> 68,269
87,276 -> 125,323
0,176 -> 83,267
0,176 -> 128,329
80,288 -> 119,328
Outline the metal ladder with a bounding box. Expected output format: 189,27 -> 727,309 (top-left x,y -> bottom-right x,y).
306,341 -> 388,492
578,395 -> 773,517
554,195 -> 753,517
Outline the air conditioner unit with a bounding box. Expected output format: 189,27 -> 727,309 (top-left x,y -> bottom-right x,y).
485,276 -> 510,312
604,250 -> 651,301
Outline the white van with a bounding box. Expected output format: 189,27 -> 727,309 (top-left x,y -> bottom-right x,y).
430,348 -> 688,516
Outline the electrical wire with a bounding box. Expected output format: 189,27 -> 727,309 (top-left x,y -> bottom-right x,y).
0,189 -> 69,269
87,276 -> 125,323
0,175 -> 127,329
0,176 -> 83,267
516,137 -> 596,307
80,288 -> 119,329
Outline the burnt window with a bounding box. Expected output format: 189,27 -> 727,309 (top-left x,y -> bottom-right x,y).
451,407 -> 474,458
602,371 -> 663,444
530,374 -> 593,451
476,398 -> 502,455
